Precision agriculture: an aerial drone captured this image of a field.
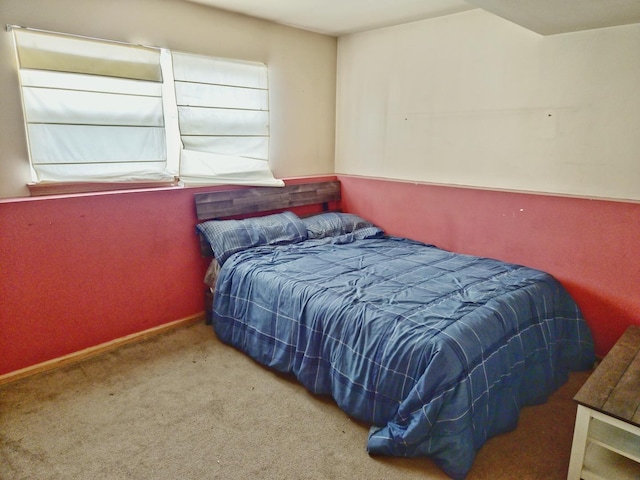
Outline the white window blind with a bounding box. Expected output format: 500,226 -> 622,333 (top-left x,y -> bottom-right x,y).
11,27 -> 282,188
172,52 -> 282,186
13,28 -> 174,184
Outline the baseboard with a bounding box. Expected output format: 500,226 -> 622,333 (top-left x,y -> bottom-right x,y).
0,313 -> 205,387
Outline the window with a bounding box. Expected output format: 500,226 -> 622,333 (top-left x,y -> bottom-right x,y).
10,26 -> 282,193
172,51 -> 275,186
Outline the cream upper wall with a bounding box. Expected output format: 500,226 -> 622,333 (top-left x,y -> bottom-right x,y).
336,9 -> 640,201
0,0 -> 336,199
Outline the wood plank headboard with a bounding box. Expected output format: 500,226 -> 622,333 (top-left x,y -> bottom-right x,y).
194,180 -> 341,221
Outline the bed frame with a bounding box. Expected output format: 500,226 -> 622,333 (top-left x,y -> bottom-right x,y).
192,179 -> 594,478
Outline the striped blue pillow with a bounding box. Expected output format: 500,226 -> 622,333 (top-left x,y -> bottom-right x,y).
197,211 -> 308,265
303,212 -> 381,239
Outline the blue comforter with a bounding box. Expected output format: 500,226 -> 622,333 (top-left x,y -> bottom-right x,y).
212,235 -> 594,479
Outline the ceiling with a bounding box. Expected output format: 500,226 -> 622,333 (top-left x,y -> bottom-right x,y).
185,0 -> 640,36
467,0 -> 640,35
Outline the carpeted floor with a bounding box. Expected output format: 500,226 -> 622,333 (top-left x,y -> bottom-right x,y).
0,321 -> 590,479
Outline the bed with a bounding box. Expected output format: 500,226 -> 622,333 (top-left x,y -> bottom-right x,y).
194,181 -> 595,479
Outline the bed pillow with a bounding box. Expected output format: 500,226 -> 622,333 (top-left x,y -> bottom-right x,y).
196,211 -> 308,265
303,212 -> 382,239
351,226 -> 385,240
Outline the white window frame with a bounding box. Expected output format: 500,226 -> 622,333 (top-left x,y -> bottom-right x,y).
10,26 -> 283,195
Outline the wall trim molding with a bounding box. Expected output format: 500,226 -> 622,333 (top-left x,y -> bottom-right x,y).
0,313 -> 205,386
336,174 -> 640,205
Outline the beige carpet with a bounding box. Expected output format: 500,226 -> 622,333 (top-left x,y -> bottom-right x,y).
0,321 -> 590,479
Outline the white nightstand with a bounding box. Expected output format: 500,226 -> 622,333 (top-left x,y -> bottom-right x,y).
567,325 -> 640,480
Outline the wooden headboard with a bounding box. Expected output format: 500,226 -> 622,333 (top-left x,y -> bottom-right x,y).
194,180 -> 341,221
194,180 -> 341,257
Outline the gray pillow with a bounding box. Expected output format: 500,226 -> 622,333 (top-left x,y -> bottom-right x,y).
302,212 -> 382,239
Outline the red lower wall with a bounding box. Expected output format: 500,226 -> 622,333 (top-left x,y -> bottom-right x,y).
0,176 -> 335,376
1,174 -> 636,376
0,187 -> 207,375
338,175 -> 640,357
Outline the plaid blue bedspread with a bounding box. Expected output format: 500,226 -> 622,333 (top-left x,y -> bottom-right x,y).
212,235 -> 594,479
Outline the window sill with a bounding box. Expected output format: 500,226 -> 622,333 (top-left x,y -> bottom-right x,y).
28,179 -> 181,197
